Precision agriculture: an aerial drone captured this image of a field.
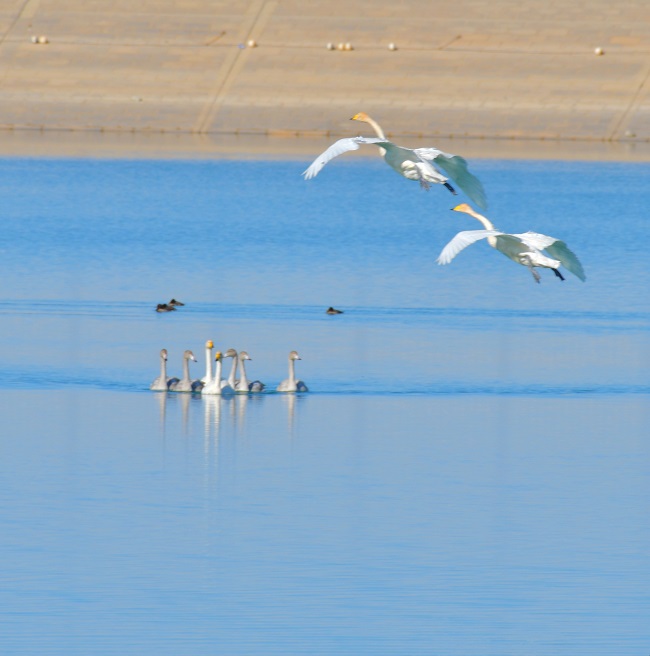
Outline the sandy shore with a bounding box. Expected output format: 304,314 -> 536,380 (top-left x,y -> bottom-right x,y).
0,129 -> 648,162
0,0 -> 648,159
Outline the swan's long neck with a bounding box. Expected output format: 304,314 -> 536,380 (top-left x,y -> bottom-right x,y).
239,356 -> 249,386
204,348 -> 213,383
288,357 -> 296,385
215,359 -> 223,385
363,116 -> 387,156
182,355 -> 191,382
466,209 -> 497,248
364,115 -> 386,140
468,208 -> 494,231
228,357 -> 237,388
160,356 -> 167,381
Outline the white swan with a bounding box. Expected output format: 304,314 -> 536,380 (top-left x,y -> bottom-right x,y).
223,348 -> 239,390
276,350 -> 309,393
437,203 -> 586,283
200,340 -> 214,384
303,112 -> 487,209
169,350 -> 203,392
235,351 -> 265,393
202,351 -> 235,395
150,348 -> 179,391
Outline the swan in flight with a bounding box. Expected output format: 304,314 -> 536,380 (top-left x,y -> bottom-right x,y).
169,350 -> 203,392
437,203 -> 586,283
235,351 -> 265,393
150,348 -> 179,391
303,112 -> 487,209
202,351 -> 235,395
276,351 -> 309,393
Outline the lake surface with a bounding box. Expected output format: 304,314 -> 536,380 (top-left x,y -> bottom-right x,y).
0,154 -> 648,655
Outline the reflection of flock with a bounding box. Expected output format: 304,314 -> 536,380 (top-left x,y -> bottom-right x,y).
304,112 -> 586,284
155,386 -> 301,447
150,341 -> 308,394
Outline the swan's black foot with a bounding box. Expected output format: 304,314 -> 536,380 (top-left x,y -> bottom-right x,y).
552,268 -> 565,281
444,182 -> 457,195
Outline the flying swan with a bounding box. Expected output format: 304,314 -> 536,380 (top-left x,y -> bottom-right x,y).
437,203 -> 586,283
303,112 -> 487,209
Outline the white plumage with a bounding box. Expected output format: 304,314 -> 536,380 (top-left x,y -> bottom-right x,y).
437,204 -> 586,283
303,112 -> 487,209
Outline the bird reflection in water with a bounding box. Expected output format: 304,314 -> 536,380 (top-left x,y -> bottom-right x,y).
154,386 -> 306,450
203,394 -> 234,458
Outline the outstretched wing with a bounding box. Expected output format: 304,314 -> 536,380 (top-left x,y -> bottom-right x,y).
544,241 -> 586,281
437,229 -> 503,265
516,232 -> 586,281
414,148 -> 487,209
515,231 -> 558,251
302,136 -> 387,180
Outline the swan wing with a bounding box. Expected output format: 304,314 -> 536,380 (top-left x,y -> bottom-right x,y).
515,232 -> 586,280
514,231 -> 557,251
414,149 -> 487,209
302,136 -> 387,179
437,229 -> 503,265
544,241 -> 586,281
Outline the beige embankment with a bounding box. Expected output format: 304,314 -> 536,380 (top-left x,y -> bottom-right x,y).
0,0 -> 649,160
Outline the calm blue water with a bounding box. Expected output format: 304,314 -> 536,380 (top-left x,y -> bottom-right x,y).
0,155 -> 648,655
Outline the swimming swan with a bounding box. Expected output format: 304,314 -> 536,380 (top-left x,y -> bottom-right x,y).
303,112 -> 487,209
201,340 -> 214,384
169,350 -> 203,392
235,351 -> 265,393
202,351 -> 235,395
223,348 -> 239,390
150,348 -> 179,391
437,203 -> 586,283
276,351 -> 309,393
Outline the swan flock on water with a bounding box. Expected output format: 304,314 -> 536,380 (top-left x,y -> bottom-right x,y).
150,341 -> 308,394
303,112 -> 585,284
151,112 -> 586,394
